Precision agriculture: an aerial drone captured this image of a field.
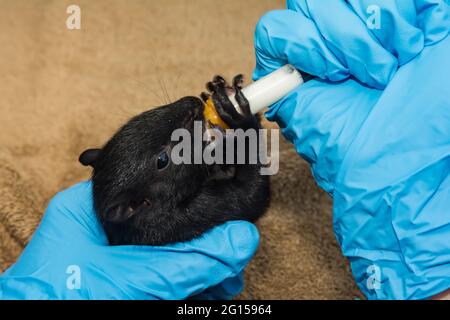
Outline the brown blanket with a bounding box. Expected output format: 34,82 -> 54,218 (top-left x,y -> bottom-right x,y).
0,0 -> 360,299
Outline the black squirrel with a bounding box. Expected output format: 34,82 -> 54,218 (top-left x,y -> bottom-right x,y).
79,75 -> 270,245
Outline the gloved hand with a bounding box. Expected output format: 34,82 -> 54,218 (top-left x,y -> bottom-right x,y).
254,0 -> 450,299
0,181 -> 259,300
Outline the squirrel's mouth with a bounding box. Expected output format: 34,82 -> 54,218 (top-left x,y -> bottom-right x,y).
203,121 -> 226,147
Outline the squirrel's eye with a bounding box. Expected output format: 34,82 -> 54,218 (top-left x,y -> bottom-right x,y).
157,151 -> 170,170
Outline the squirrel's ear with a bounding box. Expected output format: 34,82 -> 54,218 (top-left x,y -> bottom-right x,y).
104,203 -> 136,222
103,199 -> 151,223
79,148 -> 101,167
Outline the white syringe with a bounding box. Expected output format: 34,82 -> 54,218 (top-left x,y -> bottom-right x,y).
204,64 -> 303,128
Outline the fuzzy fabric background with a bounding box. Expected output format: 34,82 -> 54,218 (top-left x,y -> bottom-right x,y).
0,0 -> 361,299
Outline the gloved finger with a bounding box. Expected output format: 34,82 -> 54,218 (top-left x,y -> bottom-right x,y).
288,0 -> 400,87
46,181 -> 93,217
103,221 -> 259,300
265,77 -> 382,193
346,0 -> 449,66
254,6 -> 397,89
42,180 -> 107,244
188,273 -> 244,300
253,9 -> 347,81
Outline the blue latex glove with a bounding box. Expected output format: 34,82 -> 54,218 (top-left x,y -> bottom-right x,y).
254,0 -> 450,299
0,181 -> 259,300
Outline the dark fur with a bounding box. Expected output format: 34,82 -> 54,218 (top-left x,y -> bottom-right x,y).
79,75 -> 270,245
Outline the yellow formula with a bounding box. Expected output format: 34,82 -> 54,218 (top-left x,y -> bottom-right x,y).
203,98 -> 229,129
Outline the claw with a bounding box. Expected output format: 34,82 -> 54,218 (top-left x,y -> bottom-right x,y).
212,75 -> 226,86
201,92 -> 210,102
206,81 -> 216,93
232,74 -> 244,89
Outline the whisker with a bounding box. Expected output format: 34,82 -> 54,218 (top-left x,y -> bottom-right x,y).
159,78 -> 172,104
